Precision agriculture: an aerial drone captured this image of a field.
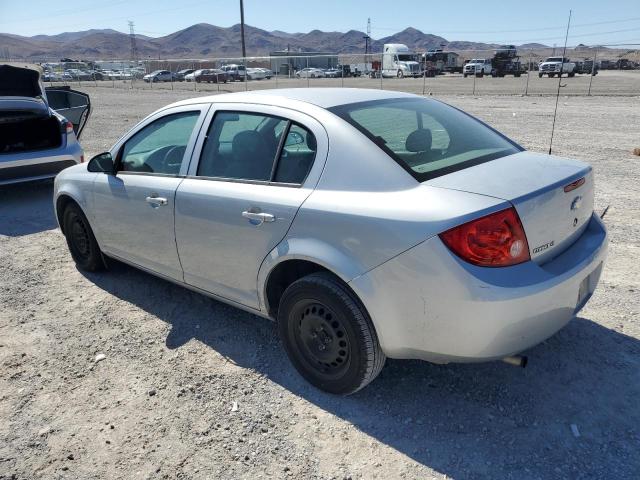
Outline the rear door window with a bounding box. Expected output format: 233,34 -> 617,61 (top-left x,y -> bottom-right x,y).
197,111 -> 316,184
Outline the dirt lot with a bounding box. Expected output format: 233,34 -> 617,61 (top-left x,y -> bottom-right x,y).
1,86 -> 639,479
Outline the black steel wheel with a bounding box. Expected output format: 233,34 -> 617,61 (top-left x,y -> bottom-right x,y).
278,272 -> 385,395
63,203 -> 105,272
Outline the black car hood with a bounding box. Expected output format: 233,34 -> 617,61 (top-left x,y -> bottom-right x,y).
0,64 -> 43,97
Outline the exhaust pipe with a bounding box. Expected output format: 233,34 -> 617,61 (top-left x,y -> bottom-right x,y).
502,355 -> 528,368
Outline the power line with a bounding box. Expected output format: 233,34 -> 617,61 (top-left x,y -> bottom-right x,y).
371,16 -> 640,35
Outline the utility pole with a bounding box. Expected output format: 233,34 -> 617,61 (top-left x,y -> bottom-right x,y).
239,0 -> 246,59
363,18 -> 371,69
364,17 -> 371,54
128,21 -> 139,65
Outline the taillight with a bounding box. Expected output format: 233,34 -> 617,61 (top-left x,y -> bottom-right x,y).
65,121 -> 74,134
439,207 -> 530,267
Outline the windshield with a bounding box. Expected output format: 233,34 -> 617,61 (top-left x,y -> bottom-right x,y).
329,98 -> 521,182
470,59 -> 484,63
397,54 -> 416,61
546,57 -> 564,62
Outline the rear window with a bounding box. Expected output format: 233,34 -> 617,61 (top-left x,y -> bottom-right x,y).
329,98 -> 521,181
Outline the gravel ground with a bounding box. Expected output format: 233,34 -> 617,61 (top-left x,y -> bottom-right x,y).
1,86 -> 639,479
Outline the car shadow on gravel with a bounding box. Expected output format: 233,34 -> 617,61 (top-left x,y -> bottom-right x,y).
0,181 -> 57,236
84,260 -> 640,479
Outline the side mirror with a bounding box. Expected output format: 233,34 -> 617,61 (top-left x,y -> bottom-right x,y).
87,152 -> 115,174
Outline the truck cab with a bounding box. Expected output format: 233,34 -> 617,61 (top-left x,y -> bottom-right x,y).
382,44 -> 421,78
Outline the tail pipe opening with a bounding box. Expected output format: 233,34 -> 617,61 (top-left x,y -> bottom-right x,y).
502,355 -> 528,368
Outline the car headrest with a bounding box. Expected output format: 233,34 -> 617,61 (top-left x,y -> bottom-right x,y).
405,129 -> 432,153
305,131 -> 317,152
232,130 -> 267,161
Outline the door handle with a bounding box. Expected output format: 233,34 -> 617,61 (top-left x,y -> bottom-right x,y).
242,211 -> 275,223
146,196 -> 168,206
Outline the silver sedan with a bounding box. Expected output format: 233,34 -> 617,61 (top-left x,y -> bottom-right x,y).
53,88 -> 608,394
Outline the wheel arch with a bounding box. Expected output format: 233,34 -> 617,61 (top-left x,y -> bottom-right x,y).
259,239 -> 368,319
55,192 -> 85,234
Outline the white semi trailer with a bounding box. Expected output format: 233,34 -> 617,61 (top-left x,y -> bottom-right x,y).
382,44 -> 421,78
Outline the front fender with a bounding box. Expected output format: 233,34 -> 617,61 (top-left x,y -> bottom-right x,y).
53,165 -> 97,230
257,237 -> 368,312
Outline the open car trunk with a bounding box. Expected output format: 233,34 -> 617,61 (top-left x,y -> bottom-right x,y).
0,114 -> 62,154
426,151 -> 594,264
0,64 -> 62,154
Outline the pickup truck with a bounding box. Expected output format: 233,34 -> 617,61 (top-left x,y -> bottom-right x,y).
538,57 -> 576,77
463,59 -> 492,77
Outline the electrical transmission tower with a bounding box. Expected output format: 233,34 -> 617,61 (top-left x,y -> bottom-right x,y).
363,17 -> 371,54
128,21 -> 139,64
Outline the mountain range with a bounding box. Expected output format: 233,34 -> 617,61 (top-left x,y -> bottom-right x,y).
0,23 -> 549,60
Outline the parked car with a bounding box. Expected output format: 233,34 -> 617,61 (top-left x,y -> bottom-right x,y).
246,68 -> 266,80
1,63 -> 90,185
175,69 -> 195,81
143,70 -> 174,83
220,64 -> 247,82
43,71 -> 63,82
324,68 -> 341,78
296,68 -> 325,78
195,69 -> 228,83
54,88 -> 607,395
258,68 -> 273,79
184,70 -> 201,82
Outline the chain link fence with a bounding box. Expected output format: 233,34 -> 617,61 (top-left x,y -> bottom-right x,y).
33,45 -> 640,96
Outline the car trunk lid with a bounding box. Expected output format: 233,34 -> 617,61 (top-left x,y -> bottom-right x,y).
426,151 -> 594,264
1,63 -> 50,120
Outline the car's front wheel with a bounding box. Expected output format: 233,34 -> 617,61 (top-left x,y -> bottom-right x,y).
63,203 -> 105,272
278,272 -> 385,395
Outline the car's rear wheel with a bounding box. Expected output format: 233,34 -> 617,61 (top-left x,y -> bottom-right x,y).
278,272 -> 385,395
63,203 -> 104,272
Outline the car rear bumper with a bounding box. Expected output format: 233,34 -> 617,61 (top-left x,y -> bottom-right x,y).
0,142 -> 83,185
349,212 -> 608,363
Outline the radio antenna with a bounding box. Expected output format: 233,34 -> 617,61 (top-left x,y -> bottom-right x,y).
548,9 -> 572,155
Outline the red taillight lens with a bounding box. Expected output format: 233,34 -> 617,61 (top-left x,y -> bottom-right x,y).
439,207 -> 530,267
65,121 -> 74,134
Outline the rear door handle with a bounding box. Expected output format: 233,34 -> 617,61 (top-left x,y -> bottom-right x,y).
146,196 -> 168,206
242,211 -> 275,223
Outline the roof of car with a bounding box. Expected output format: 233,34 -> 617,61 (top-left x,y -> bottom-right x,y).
174,88 -> 417,110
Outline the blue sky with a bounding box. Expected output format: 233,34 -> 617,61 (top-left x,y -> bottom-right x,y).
1,0 -> 639,46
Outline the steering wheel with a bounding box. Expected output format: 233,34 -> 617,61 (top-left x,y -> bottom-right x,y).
162,145 -> 186,173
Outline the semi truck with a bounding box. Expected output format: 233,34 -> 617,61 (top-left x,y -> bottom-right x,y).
489,45 -> 525,77
422,49 -> 462,76
382,44 -> 421,78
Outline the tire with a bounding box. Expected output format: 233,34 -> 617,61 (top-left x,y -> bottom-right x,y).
63,203 -> 105,272
397,69 -> 404,78
538,73 -> 543,78
278,272 -> 385,395
463,73 -> 468,78
568,72 -> 575,77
